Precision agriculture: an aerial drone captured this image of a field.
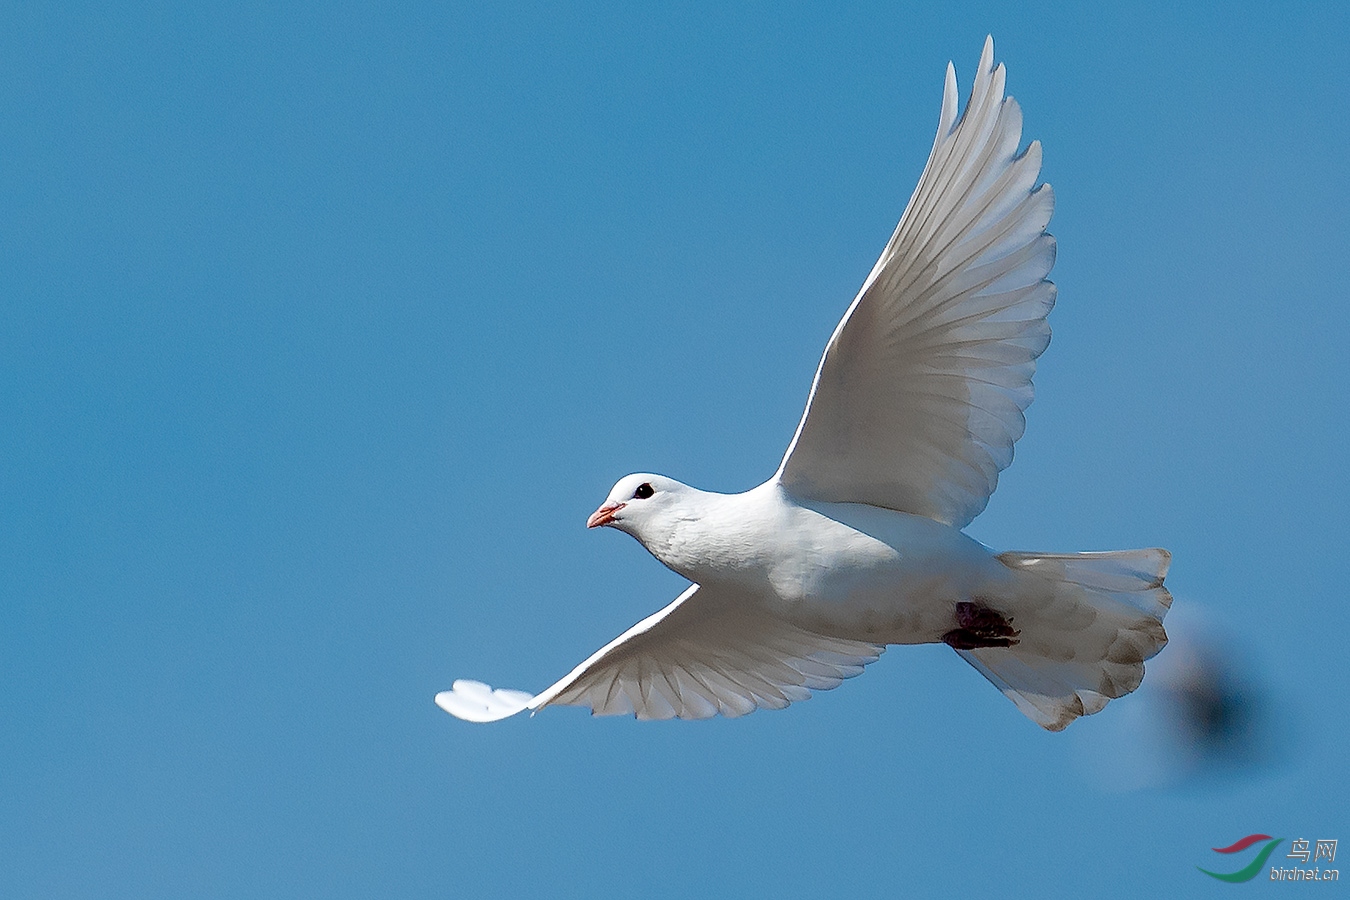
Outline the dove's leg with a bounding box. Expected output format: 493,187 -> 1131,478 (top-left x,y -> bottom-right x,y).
941,600 -> 1020,649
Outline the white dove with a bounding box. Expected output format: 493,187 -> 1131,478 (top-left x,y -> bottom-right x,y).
438,36 -> 1171,732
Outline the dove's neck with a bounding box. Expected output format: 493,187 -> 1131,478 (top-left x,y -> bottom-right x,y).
631,482 -> 783,586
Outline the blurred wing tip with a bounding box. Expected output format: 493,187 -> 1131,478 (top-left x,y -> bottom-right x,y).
435,679 -> 536,723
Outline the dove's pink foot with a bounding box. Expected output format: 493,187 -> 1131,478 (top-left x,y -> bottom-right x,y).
942,600 -> 1020,650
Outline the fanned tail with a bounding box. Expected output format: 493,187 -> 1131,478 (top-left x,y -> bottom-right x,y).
960,548 -> 1172,731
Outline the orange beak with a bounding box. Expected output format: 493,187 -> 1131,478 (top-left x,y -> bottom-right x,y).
586,501 -> 625,529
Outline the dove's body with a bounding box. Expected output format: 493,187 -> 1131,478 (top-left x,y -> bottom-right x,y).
634,481 -> 1005,645
437,37 -> 1172,731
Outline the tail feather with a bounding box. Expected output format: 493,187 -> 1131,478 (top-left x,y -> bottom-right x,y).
961,548 -> 1172,731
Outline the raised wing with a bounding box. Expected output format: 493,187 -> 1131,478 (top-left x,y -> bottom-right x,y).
435,584 -> 884,721
775,36 -> 1055,528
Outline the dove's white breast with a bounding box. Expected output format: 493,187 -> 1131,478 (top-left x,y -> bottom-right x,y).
652,483 -> 1014,644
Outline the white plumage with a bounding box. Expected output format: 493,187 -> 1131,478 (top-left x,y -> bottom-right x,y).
438,37 -> 1171,732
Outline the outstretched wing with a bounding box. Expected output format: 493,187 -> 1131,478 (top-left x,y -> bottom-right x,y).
435,584 -> 884,721
775,36 -> 1056,529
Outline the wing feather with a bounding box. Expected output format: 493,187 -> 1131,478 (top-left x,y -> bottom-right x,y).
775,36 -> 1056,528
436,584 -> 884,722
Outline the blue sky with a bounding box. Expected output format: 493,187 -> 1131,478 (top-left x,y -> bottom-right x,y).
3,3 -> 1347,897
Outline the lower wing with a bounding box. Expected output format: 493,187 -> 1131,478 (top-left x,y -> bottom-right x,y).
436,583 -> 885,721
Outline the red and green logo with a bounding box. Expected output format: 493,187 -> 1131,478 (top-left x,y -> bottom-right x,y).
1199,834 -> 1284,882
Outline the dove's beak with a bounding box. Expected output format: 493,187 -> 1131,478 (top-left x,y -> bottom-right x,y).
587,502 -> 625,529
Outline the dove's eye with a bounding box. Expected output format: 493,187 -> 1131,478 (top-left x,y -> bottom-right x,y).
633,483 -> 654,500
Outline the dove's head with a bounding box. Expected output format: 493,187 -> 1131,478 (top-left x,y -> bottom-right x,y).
586,473 -> 692,538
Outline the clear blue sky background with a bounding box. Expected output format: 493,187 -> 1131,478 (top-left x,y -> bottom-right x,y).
3,3 -> 1347,897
